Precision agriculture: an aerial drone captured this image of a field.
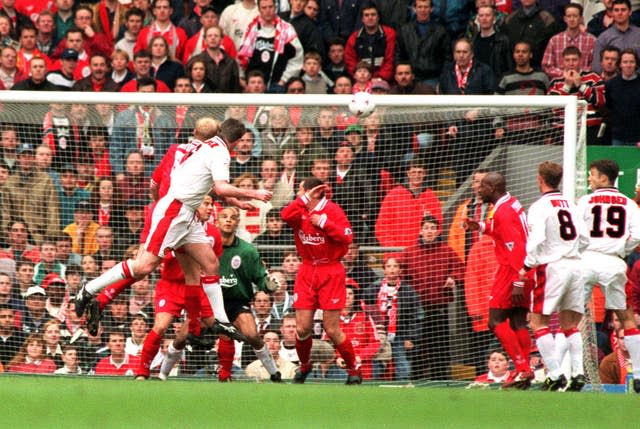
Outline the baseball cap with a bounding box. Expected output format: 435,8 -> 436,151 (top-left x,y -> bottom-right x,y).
26,286 -> 46,298
75,200 -> 92,213
17,143 -> 35,155
344,124 -> 363,135
61,49 -> 79,60
371,79 -> 390,92
42,273 -> 67,289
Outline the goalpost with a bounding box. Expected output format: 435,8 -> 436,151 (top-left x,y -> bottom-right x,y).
0,91 -> 595,386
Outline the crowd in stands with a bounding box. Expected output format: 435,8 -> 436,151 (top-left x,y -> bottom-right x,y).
0,0 -> 640,382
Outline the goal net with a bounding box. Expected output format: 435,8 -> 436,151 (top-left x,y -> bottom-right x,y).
0,91 -> 595,386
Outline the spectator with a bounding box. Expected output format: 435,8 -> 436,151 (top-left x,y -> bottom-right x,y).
261,106 -> 296,159
119,50 -> 172,92
375,160 -> 443,247
286,118 -> 328,179
315,106 -> 344,154
91,178 -> 118,229
0,123 -> 19,173
113,198 -> 146,258
300,50 -> 331,94
53,0 -> 74,43
366,257 -> 420,381
219,0 -> 258,52
599,327 -> 631,384
587,0 -> 615,37
55,164 -> 90,229
400,214 -> 464,379
182,6 -> 238,64
253,290 -> 281,333
238,0 -> 304,93
278,312 -> 298,363
1,0 -> 30,38
93,225 -> 117,263
494,41 -> 550,144
12,259 -> 34,300
245,330 -> 298,380
278,145 -> 299,195
51,6 -> 114,60
125,312 -> 149,356
269,269 -> 293,319
230,130 -> 261,180
344,2 -> 395,83
2,142 -> 60,245
34,145 -> 54,176
332,285 -> 380,379
185,59 -> 214,93
72,53 -> 119,92
548,46 -> 605,145
94,329 -> 141,375
177,0 -> 214,38
16,25 -> 51,78
92,0 -> 126,44
52,28 -> 91,81
351,59 -> 373,92
84,125 -> 113,179
42,318 -> 64,367
281,250 -> 301,285
605,48 -> 640,146
35,10 -> 56,57
431,0 -> 474,40
280,0 -> 325,59
0,46 -> 26,89
21,286 -> 49,334
0,304 -> 25,366
466,0 -> 507,38
43,104 -> 82,172
0,221 -> 40,265
390,62 -> 436,94
233,173 -> 273,241
101,295 -> 129,332
342,242 -> 378,299
472,5 -> 512,78
134,0 -> 187,61
473,349 -> 512,383
323,38 -> 347,83
438,37 -> 495,94
62,200 -> 100,257
54,233 -> 81,268
12,55 -> 58,91
46,48 -> 78,89
543,4 -> 596,80
111,78 -> 175,177
0,14 -> 17,52
7,332 -> 56,373
591,0 -> 640,73
599,45 -> 620,82
187,25 -> 241,93
54,344 -> 83,374
148,35 -> 184,90
32,237 -> 66,286
258,158 -> 294,209
253,208 -> 294,268
114,8 -> 145,60
318,0 -> 363,43
0,272 -> 22,311
503,0 -> 559,67
395,0 -> 451,87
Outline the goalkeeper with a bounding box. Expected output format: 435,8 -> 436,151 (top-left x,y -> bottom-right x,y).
160,207 -> 282,382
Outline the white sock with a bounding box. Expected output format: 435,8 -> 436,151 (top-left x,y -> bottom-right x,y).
85,259 -> 135,295
554,332 -> 568,365
536,331 -> 561,379
254,345 -> 278,375
624,332 -> 640,379
202,281 -> 230,323
160,342 -> 183,377
566,331 -> 584,377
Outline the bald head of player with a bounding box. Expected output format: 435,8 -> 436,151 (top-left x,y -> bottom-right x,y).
478,172 -> 507,204
194,117 -> 221,140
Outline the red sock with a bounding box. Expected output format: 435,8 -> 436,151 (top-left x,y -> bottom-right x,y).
295,335 -> 313,371
336,336 -> 358,374
184,286 -> 202,336
96,278 -> 135,310
493,321 -> 529,372
136,329 -> 163,378
217,337 -> 235,380
515,328 -> 532,363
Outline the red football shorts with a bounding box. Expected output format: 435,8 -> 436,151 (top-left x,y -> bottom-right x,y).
154,279 -> 213,318
489,265 -> 532,310
293,262 -> 346,311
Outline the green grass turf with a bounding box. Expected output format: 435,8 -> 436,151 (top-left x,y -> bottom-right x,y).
1,376 -> 638,429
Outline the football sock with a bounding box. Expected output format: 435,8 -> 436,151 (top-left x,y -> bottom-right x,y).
515,328 -> 531,363
160,341 -> 182,377
563,328 -> 583,377
201,275 -> 230,323
624,328 -> 640,379
335,336 -> 358,372
254,345 -> 278,375
554,331 -> 568,369
295,334 -> 313,371
96,278 -> 135,310
184,285 -> 202,336
535,327 -> 561,379
493,321 -> 529,372
86,259 -> 135,295
217,337 -> 235,379
138,329 -> 163,378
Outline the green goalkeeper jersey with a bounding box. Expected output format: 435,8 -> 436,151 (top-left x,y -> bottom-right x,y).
219,236 -> 267,303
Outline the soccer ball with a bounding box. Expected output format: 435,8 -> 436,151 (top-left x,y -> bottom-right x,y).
348,91 -> 375,118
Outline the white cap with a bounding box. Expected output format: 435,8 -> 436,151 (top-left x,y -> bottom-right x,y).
25,286 -> 46,297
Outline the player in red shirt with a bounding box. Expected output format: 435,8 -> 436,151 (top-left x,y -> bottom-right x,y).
464,172 -> 534,389
280,177 -> 363,384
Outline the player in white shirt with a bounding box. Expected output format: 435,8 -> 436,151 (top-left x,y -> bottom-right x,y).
519,162 -> 585,391
577,159 -> 640,393
76,118 -> 273,331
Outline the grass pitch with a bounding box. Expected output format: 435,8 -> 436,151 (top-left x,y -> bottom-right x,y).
1,375 -> 638,429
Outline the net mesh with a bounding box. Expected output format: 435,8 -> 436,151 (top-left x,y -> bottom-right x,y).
0,94 -> 599,385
